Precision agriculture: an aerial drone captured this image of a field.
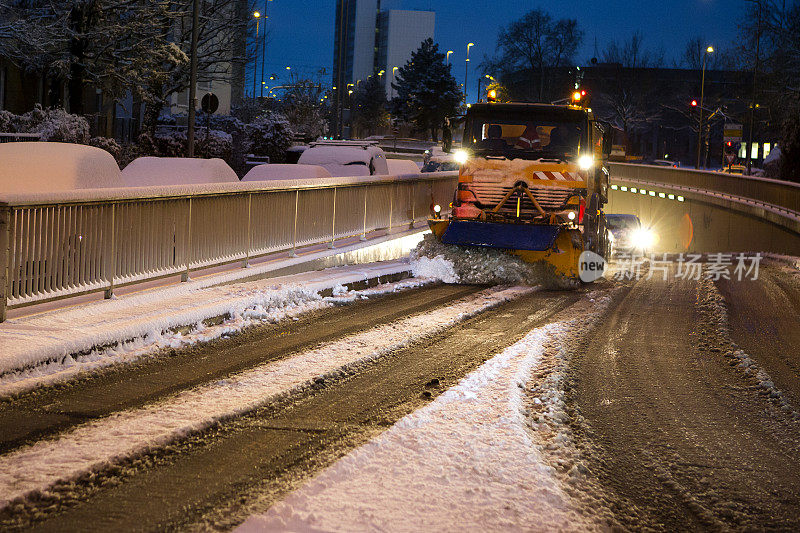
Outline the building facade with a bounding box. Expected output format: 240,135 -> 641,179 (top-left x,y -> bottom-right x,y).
376,10 -> 435,97
332,0 -> 434,137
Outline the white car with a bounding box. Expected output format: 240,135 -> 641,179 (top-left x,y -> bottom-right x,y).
297,140 -> 389,177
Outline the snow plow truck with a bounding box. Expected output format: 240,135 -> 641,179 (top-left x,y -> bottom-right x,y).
429,99 -> 613,281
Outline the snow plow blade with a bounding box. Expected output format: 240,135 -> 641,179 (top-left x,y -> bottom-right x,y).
440,220 -> 561,252
429,219 -> 584,280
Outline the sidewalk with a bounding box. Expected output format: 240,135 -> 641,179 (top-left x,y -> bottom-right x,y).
0,228 -> 427,379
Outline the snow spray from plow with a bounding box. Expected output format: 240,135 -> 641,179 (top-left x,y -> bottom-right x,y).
410,234 -> 580,289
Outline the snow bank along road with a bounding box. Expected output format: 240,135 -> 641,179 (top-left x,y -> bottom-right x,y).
0,260 -> 798,531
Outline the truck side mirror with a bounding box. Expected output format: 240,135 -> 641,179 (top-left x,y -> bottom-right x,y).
598,121 -> 613,158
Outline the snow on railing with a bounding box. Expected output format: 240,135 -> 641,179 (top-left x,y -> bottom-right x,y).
0,172 -> 458,321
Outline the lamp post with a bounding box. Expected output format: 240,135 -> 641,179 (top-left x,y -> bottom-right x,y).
464,42 -> 474,103
252,11 -> 261,99
260,0 -> 272,98
446,50 -> 453,66
696,45 -> 713,169
392,66 -> 398,98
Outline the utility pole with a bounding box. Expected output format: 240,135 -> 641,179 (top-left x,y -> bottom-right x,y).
464,43 -> 474,104
187,0 -> 200,158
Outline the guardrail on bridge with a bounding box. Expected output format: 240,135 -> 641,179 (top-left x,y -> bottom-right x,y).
0,172 -> 458,321
609,163 -> 800,216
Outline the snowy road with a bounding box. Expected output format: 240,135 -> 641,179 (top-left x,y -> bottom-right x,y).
571,264 -> 800,531
0,284 -> 583,530
0,262 -> 798,531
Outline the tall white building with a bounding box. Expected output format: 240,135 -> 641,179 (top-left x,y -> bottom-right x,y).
376,10 -> 436,97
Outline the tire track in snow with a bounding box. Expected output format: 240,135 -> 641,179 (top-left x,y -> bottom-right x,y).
0,285 -> 533,510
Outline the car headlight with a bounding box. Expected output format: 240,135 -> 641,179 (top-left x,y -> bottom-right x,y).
631,228 -> 655,248
453,149 -> 470,165
578,154 -> 594,171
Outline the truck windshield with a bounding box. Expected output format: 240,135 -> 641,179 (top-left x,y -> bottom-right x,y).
463,111 -> 587,160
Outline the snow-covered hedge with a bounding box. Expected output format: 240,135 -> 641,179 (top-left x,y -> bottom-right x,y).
89,136 -> 122,159
247,112 -> 294,163
0,105 -> 90,143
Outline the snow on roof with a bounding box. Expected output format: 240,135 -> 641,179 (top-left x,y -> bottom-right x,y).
242,164 -> 332,182
121,157 -> 239,187
0,142 -> 123,193
298,145 -> 389,177
298,145 -> 374,166
386,159 -> 420,175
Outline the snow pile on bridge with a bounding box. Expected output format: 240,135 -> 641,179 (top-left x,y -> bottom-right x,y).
240,291 -> 618,532
410,233 -> 572,288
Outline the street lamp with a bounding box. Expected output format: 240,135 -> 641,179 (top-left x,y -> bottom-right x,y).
446,50 -> 454,66
391,66 -> 399,98
252,11 -> 261,98
464,43 -> 474,103
696,45 -> 714,169
260,0 -> 273,98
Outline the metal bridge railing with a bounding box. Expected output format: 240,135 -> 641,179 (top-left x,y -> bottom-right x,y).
0,172 -> 458,321
610,163 -> 800,215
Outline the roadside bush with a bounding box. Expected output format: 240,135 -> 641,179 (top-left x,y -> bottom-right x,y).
89,136 -> 122,159
22,105 -> 90,143
247,111 -> 293,163
195,130 -> 233,160
0,105 -> 90,143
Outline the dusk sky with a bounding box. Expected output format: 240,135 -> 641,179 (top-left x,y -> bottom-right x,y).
257,0 -> 744,94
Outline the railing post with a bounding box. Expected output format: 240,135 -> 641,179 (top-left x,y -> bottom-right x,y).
410,181 -> 416,229
0,206 -> 10,322
290,189 -> 299,258
182,197 -> 193,282
361,186 -> 368,241
104,203 -> 116,299
388,183 -> 394,233
244,193 -> 252,268
329,187 -> 337,249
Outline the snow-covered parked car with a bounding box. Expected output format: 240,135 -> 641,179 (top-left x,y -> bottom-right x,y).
242,164 -> 332,182
121,157 -> 239,187
297,140 -> 389,177
386,159 -> 420,175
421,147 -> 460,172
0,142 -> 123,192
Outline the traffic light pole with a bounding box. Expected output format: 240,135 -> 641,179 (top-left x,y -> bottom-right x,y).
696,53 -> 708,169
746,0 -> 762,175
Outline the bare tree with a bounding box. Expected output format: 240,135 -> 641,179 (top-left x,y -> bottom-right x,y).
482,8 -> 583,101
602,32 -> 664,68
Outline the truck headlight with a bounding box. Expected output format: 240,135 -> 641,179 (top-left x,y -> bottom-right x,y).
578,154 -> 594,170
453,149 -> 469,165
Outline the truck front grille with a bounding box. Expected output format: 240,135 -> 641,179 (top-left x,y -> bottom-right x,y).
470,183 -> 574,212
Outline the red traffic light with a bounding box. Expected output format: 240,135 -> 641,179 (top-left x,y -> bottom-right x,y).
690,100 -> 698,107
726,141 -> 732,147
